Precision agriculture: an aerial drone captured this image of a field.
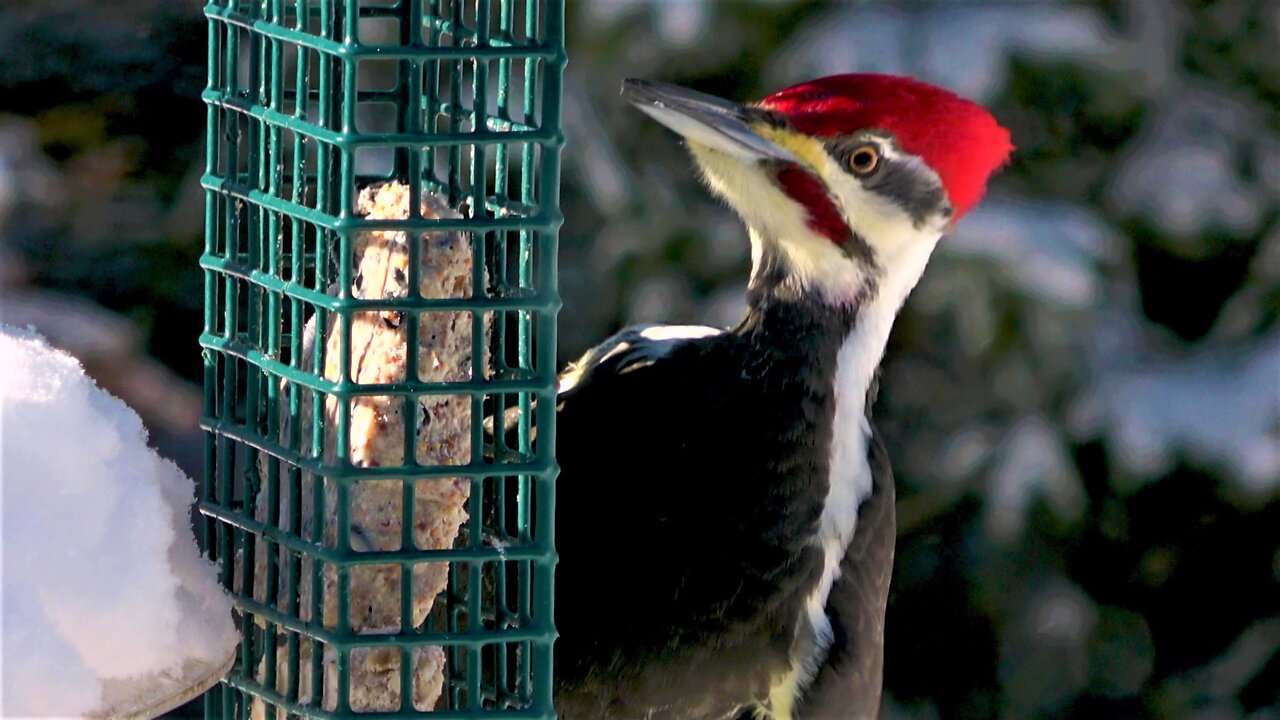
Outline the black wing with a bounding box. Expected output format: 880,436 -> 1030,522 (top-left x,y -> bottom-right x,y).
550,324 -> 827,719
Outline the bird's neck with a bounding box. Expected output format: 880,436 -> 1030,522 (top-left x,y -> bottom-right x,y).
738,257 -> 857,390
742,228 -> 942,410
739,227 -> 940,633
828,243 -> 938,415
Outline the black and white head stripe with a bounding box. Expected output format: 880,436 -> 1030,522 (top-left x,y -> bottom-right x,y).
825,132 -> 951,230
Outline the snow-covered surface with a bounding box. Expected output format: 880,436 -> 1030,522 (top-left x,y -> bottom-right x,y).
0,116 -> 64,230
0,326 -> 237,718
946,198 -> 1117,309
97,655 -> 236,720
986,415 -> 1085,541
1108,85 -> 1269,240
771,3 -> 1113,101
1073,332 -> 1280,493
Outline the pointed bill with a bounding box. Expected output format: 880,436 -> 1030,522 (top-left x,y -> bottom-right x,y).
622,78 -> 796,163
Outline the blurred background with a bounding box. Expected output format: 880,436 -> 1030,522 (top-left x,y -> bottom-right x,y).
1,1 -> 1277,718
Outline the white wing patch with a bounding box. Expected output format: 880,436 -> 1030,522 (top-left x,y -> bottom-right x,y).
636,324 -> 723,343
557,324 -> 725,394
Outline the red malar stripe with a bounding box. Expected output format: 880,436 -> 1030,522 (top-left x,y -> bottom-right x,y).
776,166 -> 852,247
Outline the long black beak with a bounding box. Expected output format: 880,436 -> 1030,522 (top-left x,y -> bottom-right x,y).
622,79 -> 796,163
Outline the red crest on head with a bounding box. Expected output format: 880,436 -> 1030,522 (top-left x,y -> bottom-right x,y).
759,73 -> 1014,220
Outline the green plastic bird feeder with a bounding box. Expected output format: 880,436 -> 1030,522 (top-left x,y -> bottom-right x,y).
200,0 -> 564,716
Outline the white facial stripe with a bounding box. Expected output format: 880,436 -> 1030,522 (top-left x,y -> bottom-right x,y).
690,142 -> 806,242
870,136 -> 908,162
689,131 -> 948,314
817,149 -> 947,240
843,130 -> 930,171
689,142 -> 872,304
687,130 -> 951,712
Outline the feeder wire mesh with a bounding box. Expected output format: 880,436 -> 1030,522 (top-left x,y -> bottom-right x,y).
200,0 -> 564,716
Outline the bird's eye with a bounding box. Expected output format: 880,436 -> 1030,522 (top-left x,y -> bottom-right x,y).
847,144 -> 880,175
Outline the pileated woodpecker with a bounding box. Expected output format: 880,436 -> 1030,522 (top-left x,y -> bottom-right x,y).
550,74 -> 1012,719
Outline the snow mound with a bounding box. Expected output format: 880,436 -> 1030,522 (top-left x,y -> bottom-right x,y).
0,326 -> 237,718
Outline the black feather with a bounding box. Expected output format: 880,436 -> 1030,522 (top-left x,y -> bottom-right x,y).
549,247 -> 882,719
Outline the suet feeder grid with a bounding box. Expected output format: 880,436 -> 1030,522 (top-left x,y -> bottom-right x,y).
200,0 -> 564,717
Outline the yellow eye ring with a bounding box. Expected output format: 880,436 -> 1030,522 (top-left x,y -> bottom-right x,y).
847,144 -> 880,175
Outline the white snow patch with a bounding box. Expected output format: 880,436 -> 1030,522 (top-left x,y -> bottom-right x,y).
1108,85 -> 1268,240
937,426 -> 996,482
1072,333 -> 1280,492
0,326 -> 237,718
986,415 -> 1085,542
1123,0 -> 1188,93
772,3 -> 1114,102
946,197 -> 1116,309
1027,579 -> 1096,643
0,116 -> 66,227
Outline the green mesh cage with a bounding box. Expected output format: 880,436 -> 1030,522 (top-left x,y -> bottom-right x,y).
199,1 -> 564,717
